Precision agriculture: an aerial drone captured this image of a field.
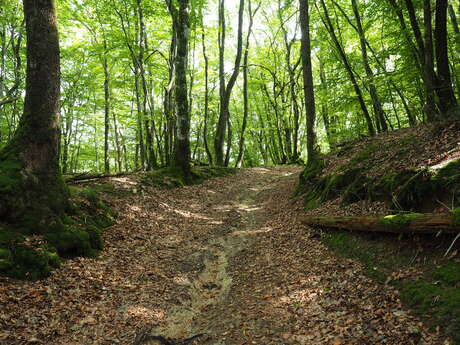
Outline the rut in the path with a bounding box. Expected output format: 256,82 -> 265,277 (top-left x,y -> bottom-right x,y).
140,170 -> 281,344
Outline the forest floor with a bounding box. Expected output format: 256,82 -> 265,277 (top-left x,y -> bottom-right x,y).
0,166 -> 452,345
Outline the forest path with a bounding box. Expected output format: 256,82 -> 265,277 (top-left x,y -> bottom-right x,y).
0,167 -> 446,344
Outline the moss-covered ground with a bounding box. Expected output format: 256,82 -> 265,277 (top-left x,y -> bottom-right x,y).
0,184 -> 117,280
322,230 -> 460,343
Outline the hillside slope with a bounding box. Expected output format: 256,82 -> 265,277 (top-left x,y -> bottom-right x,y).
298,120 -> 460,343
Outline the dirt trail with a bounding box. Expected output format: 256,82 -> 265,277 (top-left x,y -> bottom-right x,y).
0,167 -> 449,344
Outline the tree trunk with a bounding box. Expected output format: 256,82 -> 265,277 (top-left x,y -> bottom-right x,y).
214,0 -> 245,166
103,55 -> 110,174
236,0 -> 258,167
301,213 -> 460,234
423,0 -> 439,121
300,0 -> 319,165
201,14 -> 213,165
169,0 -> 191,178
0,0 -> 68,230
434,0 -> 458,114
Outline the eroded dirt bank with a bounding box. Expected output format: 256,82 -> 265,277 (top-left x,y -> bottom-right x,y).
0,167 -> 450,344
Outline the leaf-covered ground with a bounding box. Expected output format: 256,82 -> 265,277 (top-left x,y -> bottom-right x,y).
0,166 -> 451,344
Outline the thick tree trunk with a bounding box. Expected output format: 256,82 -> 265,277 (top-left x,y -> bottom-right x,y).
169,0 -> 191,178
434,0 -> 458,114
300,0 -> 319,165
301,213 -> 460,234
0,0 -> 68,230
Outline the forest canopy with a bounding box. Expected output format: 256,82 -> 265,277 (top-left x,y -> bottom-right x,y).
0,0 -> 459,172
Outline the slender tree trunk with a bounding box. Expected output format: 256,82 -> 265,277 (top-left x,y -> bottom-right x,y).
201,16 -> 213,165
214,0 -> 245,166
112,112 -> 122,172
236,0 -> 258,167
279,1 -> 301,161
103,55 -> 110,174
319,58 -> 337,150
300,0 -> 319,165
0,0 -> 68,229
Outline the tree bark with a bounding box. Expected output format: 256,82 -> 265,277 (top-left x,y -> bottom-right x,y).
299,0 -> 319,166
236,0 -> 259,167
423,0 -> 439,121
0,0 -> 68,229
201,14 -> 213,165
301,213 -> 460,234
214,0 -> 245,166
169,0 -> 191,178
434,0 -> 458,114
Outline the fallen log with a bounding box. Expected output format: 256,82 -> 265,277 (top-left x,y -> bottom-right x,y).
64,172 -> 130,183
300,212 -> 460,234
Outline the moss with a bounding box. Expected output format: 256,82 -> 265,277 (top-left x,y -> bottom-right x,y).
5,245 -> 56,280
79,187 -> 99,204
400,280 -> 460,343
298,158 -> 324,187
434,262 -> 460,284
85,225 -> 103,250
322,232 -> 387,283
378,213 -> 424,228
394,169 -> 435,210
434,159 -> 460,185
452,209 -> 460,226
301,168 -> 365,209
0,159 -> 22,193
45,228 -> 94,257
